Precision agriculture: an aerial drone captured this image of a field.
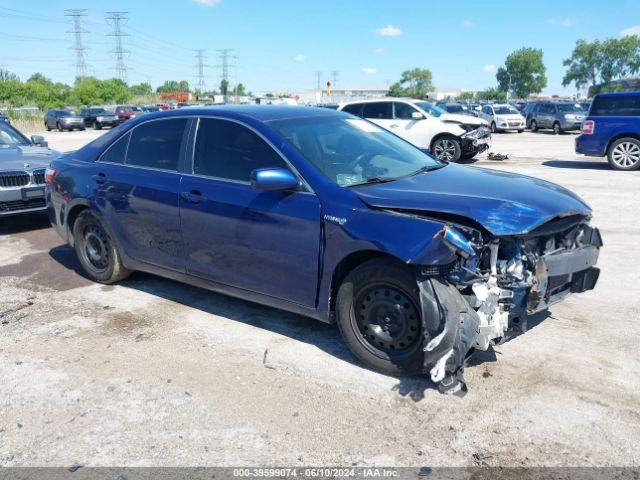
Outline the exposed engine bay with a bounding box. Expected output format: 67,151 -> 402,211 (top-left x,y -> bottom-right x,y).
419,215 -> 602,395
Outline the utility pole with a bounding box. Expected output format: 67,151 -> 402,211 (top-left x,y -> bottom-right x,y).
216,48 -> 235,101
194,49 -> 208,93
106,11 -> 129,83
65,9 -> 88,79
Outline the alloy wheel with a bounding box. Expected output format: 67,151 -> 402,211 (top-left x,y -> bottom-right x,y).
611,142 -> 640,169
434,139 -> 457,161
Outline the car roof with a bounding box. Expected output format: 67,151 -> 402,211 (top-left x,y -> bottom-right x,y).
127,105 -> 350,123
342,97 -> 422,105
594,91 -> 640,98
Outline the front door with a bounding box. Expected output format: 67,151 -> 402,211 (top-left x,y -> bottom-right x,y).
179,118 -> 322,307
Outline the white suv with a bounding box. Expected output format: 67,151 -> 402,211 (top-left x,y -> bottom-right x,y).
338,98 -> 490,162
479,104 -> 526,133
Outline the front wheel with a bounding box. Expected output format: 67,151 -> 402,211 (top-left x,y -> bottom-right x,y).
553,122 -> 562,135
517,129 -> 524,133
73,210 -> 132,283
336,259 -> 424,376
431,136 -> 462,162
491,122 -> 497,133
607,137 -> 640,171
57,122 -> 64,132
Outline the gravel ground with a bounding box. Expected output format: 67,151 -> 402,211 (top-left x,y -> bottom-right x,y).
1,128 -> 639,467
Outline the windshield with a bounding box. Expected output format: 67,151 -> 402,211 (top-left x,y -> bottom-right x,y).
61,110 -> 75,116
494,106 -> 519,115
0,122 -> 30,148
269,116 -> 442,187
446,104 -> 464,113
557,103 -> 584,113
90,108 -> 107,114
413,101 -> 445,118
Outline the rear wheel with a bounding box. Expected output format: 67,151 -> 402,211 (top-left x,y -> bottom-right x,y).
336,259 -> 424,375
73,210 -> 131,283
607,137 -> 640,171
491,121 -> 497,133
530,119 -> 538,132
432,136 -> 462,162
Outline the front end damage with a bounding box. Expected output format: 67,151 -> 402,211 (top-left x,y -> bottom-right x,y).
459,125 -> 491,157
418,215 -> 602,394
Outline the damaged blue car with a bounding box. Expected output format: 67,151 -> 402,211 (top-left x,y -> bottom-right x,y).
47,106 -> 602,393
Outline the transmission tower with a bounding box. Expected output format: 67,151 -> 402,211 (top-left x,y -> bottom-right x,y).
315,71 -> 323,91
216,49 -> 236,99
65,9 -> 89,78
106,11 -> 129,83
330,70 -> 339,89
194,49 -> 208,92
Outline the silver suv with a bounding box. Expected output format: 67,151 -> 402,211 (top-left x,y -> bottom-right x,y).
528,102 -> 587,134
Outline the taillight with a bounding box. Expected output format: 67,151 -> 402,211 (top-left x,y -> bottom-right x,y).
582,120 -> 595,135
44,166 -> 58,189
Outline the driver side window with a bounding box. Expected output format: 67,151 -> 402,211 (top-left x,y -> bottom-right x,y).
394,103 -> 419,120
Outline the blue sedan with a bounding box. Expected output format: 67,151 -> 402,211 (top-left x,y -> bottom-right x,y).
47,106 -> 601,393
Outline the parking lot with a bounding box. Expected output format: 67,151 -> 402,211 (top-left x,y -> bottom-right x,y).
1,128 -> 639,467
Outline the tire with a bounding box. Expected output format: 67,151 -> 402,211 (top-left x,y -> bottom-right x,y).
530,119 -> 538,132
73,210 -> 132,284
94,121 -> 102,130
518,129 -> 524,133
336,258 -> 424,376
431,135 -> 462,162
553,122 -> 562,135
57,122 -> 64,132
491,121 -> 497,133
460,152 -> 477,160
607,137 -> 640,171
45,123 -> 51,132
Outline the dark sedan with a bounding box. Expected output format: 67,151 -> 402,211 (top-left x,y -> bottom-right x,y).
80,107 -> 118,130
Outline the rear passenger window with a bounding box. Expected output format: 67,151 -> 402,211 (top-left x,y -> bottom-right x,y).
363,102 -> 392,119
193,118 -> 289,182
591,95 -> 640,117
126,118 -> 188,171
100,133 -> 129,164
342,104 -> 363,117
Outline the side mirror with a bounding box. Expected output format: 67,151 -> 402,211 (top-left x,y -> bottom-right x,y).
411,111 -> 424,120
250,168 -> 299,191
31,135 -> 48,148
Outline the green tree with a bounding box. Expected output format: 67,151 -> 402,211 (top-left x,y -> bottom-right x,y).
130,82 -> 153,96
156,80 -> 189,93
387,68 -> 434,99
232,83 -> 246,96
562,39 -> 603,90
220,79 -> 229,96
457,91 -> 476,101
496,48 -> 547,98
478,87 -> 507,101
0,69 -> 19,83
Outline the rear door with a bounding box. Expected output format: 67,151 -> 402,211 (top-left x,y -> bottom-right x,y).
94,117 -> 190,271
179,117 -> 321,307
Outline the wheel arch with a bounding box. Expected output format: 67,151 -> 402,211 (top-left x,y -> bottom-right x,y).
328,250 -> 410,316
65,202 -> 91,246
606,133 -> 640,154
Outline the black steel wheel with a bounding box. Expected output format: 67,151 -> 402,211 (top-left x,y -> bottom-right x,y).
73,210 -> 131,283
336,258 -> 425,375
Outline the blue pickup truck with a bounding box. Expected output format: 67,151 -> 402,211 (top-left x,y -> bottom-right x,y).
575,92 -> 640,170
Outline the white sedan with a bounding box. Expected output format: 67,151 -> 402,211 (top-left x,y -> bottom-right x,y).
480,104 -> 526,133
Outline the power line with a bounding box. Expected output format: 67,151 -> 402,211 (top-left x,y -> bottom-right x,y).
65,9 -> 89,78
315,71 -> 323,91
105,11 -> 129,83
194,49 -> 208,92
330,70 -> 339,88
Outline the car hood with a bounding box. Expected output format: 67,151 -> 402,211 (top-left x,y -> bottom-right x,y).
0,146 -> 58,170
440,113 -> 488,127
352,163 -> 591,236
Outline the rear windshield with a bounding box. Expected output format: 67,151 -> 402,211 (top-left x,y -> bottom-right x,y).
590,95 -> 640,117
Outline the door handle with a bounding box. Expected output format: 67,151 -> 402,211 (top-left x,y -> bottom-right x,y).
92,173 -> 106,184
180,189 -> 205,204
390,124 -> 399,128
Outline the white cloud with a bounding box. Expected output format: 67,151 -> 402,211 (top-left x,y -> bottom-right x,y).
483,64 -> 495,72
462,19 -> 473,28
293,54 -> 307,62
374,48 -> 385,55
362,67 -> 378,75
621,25 -> 640,37
376,25 -> 402,37
192,0 -> 221,5
560,18 -> 573,26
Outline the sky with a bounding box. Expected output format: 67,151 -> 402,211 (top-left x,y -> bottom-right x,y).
1,0 -> 639,95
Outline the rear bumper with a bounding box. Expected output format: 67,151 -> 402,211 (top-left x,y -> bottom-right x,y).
575,135 -> 606,156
